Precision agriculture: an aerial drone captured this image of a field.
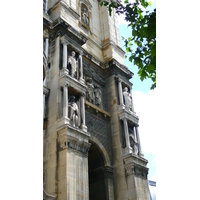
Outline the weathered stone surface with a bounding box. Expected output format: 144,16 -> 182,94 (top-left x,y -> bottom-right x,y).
43,1 -> 151,199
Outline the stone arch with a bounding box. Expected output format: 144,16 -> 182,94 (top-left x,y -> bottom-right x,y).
89,135 -> 111,166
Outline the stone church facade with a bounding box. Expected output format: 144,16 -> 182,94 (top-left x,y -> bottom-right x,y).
43,0 -> 150,199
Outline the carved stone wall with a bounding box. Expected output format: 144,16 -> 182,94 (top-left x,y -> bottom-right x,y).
85,111 -> 112,162
83,60 -> 108,111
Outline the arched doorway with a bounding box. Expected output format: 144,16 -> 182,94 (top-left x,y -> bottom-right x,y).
88,141 -> 107,200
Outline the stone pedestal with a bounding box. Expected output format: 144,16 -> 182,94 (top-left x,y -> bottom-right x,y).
57,125 -> 91,200
123,154 -> 150,200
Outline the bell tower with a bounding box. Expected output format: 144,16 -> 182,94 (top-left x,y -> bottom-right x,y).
43,0 -> 151,199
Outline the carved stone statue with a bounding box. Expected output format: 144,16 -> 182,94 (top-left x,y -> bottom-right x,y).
82,8 -> 89,26
129,128 -> 138,155
86,77 -> 94,103
123,87 -> 133,111
68,51 -> 78,78
94,84 -> 102,106
68,96 -> 79,127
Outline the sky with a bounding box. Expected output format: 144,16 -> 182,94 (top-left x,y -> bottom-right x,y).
118,0 -> 156,182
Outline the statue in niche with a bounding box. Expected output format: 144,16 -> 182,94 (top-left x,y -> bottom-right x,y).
68,51 -> 78,78
94,84 -> 102,106
82,8 -> 89,26
123,87 -> 133,111
129,127 -> 138,155
68,96 -> 79,127
86,76 -> 94,103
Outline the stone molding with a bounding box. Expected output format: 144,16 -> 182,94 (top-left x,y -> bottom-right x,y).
106,59 -> 134,78
58,124 -> 91,155
89,166 -> 114,180
43,189 -> 56,200
60,35 -> 85,53
49,18 -> 88,45
59,73 -> 87,94
115,75 -> 133,89
85,100 -> 110,118
118,106 -> 139,125
123,153 -> 149,179
125,164 -> 135,176
83,50 -> 103,68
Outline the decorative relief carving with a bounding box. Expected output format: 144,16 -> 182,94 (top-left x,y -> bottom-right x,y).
125,165 -> 134,176
86,76 -> 94,103
94,84 -> 102,107
68,96 -> 79,127
59,136 -> 91,154
129,127 -> 138,155
81,7 -> 89,26
85,111 -> 111,160
123,87 -> 133,112
68,51 -> 78,78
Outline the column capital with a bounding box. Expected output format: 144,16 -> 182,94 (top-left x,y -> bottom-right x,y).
61,83 -> 68,88
125,164 -> 135,176
79,51 -> 83,56
60,37 -> 69,45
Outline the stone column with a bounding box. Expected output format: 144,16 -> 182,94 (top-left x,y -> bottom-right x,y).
79,51 -> 84,84
60,38 -> 69,75
62,84 -> 70,124
45,0 -> 48,13
129,87 -> 135,112
123,118 -> 132,153
125,165 -> 137,200
118,79 -> 123,105
80,94 -> 87,132
135,126 -> 144,157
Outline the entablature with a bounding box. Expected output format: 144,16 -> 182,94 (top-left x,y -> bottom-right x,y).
123,153 -> 149,178
57,124 -> 91,154
118,106 -> 139,125
59,73 -> 87,94
106,59 -> 134,79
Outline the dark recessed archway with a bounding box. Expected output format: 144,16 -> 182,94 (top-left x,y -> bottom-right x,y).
88,141 -> 107,200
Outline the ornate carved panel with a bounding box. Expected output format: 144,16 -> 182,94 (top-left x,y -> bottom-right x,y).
85,111 -> 112,161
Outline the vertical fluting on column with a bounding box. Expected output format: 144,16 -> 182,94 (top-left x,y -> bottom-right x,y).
118,79 -> 123,105
135,126 -> 144,157
63,84 -> 69,118
123,118 -> 131,149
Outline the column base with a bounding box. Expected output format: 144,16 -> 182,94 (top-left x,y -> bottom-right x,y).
57,116 -> 70,128
80,124 -> 88,132
79,77 -> 85,84
60,68 -> 69,76
123,147 -> 133,155
139,152 -> 144,157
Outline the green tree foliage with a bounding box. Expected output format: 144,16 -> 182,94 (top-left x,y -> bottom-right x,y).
101,0 -> 156,89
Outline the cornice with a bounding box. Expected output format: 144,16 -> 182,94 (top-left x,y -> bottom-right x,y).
57,125 -> 91,155
59,73 -> 87,94
118,106 -> 139,125
106,59 -> 134,78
